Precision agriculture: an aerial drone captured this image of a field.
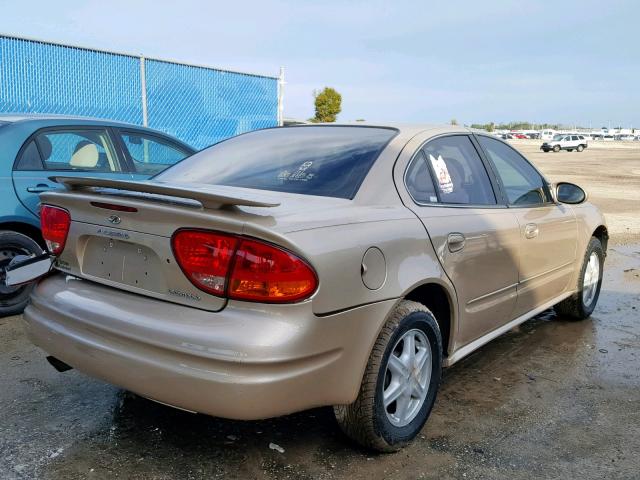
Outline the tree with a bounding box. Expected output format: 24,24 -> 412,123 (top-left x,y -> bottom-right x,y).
487,122 -> 495,132
450,118 -> 458,126
311,87 -> 342,123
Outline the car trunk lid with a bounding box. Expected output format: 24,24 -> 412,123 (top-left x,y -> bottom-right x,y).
40,177 -> 289,312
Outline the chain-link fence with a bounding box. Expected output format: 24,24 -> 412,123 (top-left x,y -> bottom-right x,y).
0,34 -> 280,149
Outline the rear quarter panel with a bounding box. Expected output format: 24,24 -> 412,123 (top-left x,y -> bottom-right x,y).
287,208 -> 455,317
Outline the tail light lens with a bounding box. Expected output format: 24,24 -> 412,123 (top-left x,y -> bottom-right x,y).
172,230 -> 238,296
171,229 -> 318,303
229,238 -> 318,303
40,205 -> 71,255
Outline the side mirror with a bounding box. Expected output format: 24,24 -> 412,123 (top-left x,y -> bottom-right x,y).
556,182 -> 586,204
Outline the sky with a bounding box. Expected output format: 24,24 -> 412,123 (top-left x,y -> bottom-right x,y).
0,0 -> 637,127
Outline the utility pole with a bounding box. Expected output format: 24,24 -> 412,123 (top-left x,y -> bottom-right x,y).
277,67 -> 285,126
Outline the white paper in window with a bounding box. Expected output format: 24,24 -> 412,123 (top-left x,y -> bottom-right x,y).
429,154 -> 453,194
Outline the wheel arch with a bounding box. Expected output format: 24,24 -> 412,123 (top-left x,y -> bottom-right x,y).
592,225 -> 609,254
404,281 -> 456,358
0,221 -> 45,249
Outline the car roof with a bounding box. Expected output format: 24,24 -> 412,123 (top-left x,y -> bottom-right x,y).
286,122 -> 477,141
0,113 -> 142,126
0,113 -> 193,149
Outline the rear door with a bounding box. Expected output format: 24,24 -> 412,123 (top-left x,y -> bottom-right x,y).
475,135 -> 577,316
12,127 -> 130,216
114,129 -> 193,179
397,133 -> 520,347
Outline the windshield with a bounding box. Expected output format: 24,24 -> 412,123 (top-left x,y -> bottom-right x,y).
155,126 -> 398,199
552,134 -> 564,140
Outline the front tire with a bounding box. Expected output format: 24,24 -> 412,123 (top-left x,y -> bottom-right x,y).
0,231 -> 44,317
334,300 -> 443,452
554,237 -> 604,320
553,145 -> 561,152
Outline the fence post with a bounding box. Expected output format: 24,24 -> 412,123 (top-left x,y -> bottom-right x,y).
277,66 -> 285,126
140,55 -> 148,127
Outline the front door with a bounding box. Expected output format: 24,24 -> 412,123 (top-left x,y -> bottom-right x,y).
399,134 -> 520,347
475,135 -> 577,316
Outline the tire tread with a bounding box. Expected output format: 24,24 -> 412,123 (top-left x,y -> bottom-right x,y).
334,300 -> 439,452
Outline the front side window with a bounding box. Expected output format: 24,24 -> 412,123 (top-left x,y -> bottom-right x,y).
420,135 -> 496,205
119,131 -> 191,175
477,136 -> 549,206
155,126 -> 398,199
35,129 -> 120,172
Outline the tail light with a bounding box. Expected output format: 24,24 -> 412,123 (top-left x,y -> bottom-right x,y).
172,230 -> 238,296
40,205 -> 71,255
171,229 -> 318,303
229,238 -> 318,303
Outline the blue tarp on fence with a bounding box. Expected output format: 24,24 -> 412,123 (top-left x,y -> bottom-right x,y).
0,35 -> 279,149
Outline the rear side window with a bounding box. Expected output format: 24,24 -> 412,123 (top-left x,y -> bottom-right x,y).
421,135 -> 496,205
155,126 -> 398,199
15,141 -> 43,170
119,130 -> 191,175
35,129 -> 121,172
405,150 -> 437,204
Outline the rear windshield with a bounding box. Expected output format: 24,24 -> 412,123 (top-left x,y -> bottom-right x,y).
155,126 -> 398,199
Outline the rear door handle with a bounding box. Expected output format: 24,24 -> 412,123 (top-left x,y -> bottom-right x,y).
26,183 -> 55,193
524,223 -> 539,239
447,233 -> 466,252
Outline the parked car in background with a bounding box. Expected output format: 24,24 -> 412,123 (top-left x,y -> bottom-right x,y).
15,124 -> 607,451
512,133 -> 528,139
541,134 -> 588,152
0,114 -> 195,315
617,134 -> 635,141
540,129 -> 556,140
526,132 -> 540,139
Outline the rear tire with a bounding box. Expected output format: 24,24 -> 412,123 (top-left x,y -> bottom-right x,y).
0,231 -> 44,317
554,237 -> 604,320
577,145 -> 584,152
334,300 -> 442,452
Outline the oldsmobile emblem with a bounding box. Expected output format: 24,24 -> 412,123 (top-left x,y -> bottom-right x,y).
107,215 -> 121,225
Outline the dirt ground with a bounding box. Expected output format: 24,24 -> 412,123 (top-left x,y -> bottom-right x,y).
1,141 -> 639,479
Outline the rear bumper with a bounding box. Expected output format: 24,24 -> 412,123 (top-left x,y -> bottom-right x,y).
24,274 -> 395,420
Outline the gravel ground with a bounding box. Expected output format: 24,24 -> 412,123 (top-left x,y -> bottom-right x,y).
0,141 -> 638,479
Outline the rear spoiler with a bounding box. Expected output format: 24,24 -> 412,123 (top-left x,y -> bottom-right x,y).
50,176 -> 280,209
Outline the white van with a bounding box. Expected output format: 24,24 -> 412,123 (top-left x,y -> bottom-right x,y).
540,130 -> 556,140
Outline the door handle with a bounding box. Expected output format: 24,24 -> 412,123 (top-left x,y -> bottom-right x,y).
447,233 -> 466,252
26,184 -> 54,193
524,223 -> 539,239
